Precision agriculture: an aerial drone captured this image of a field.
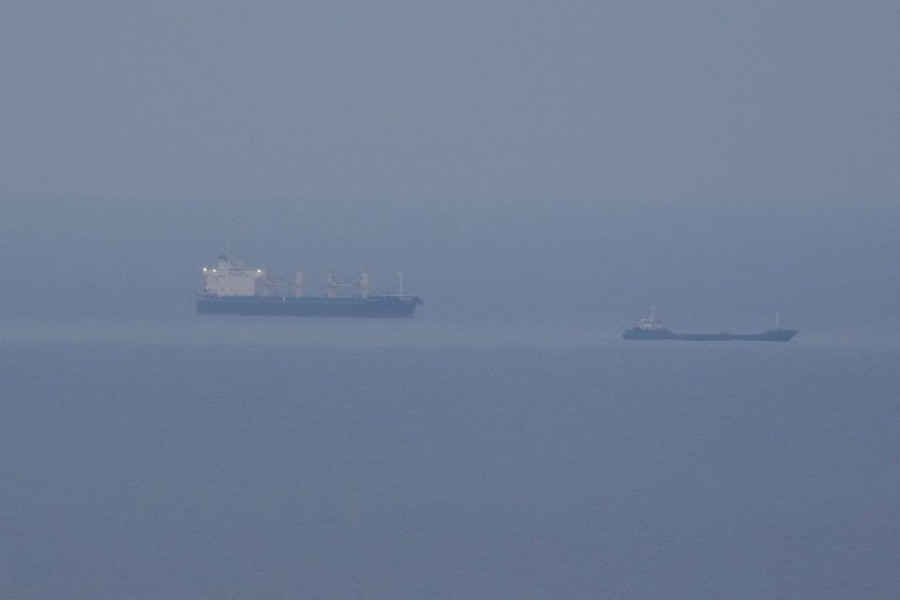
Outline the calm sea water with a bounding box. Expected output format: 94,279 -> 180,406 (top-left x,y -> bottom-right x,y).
1,317 -> 898,599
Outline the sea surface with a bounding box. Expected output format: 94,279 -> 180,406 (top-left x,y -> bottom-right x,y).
1,317 -> 898,599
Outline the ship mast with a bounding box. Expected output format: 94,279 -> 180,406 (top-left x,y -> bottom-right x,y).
327,269 -> 338,298
291,268 -> 304,298
358,270 -> 371,299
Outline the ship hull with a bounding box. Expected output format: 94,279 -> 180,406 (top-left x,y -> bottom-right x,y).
197,294 -> 422,318
623,328 -> 798,342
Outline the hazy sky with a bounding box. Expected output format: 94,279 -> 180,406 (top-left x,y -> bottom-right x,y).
2,2 -> 899,329
4,8 -> 900,598
2,1 -> 897,205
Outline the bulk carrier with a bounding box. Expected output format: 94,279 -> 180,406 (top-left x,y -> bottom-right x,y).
623,308 -> 798,342
196,255 -> 422,318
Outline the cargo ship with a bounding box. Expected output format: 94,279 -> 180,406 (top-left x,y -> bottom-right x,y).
196,255 -> 422,318
623,308 -> 798,342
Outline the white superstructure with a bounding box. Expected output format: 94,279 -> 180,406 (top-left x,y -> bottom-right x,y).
200,254 -> 391,300
201,255 -> 276,297
637,306 -> 666,331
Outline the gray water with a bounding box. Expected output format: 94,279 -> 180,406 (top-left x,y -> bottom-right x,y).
4,2 -> 898,595
2,318 -> 897,599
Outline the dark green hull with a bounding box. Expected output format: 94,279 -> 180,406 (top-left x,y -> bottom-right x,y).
623,328 -> 798,342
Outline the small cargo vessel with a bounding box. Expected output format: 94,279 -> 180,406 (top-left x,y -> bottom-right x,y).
197,254 -> 422,318
623,309 -> 798,342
